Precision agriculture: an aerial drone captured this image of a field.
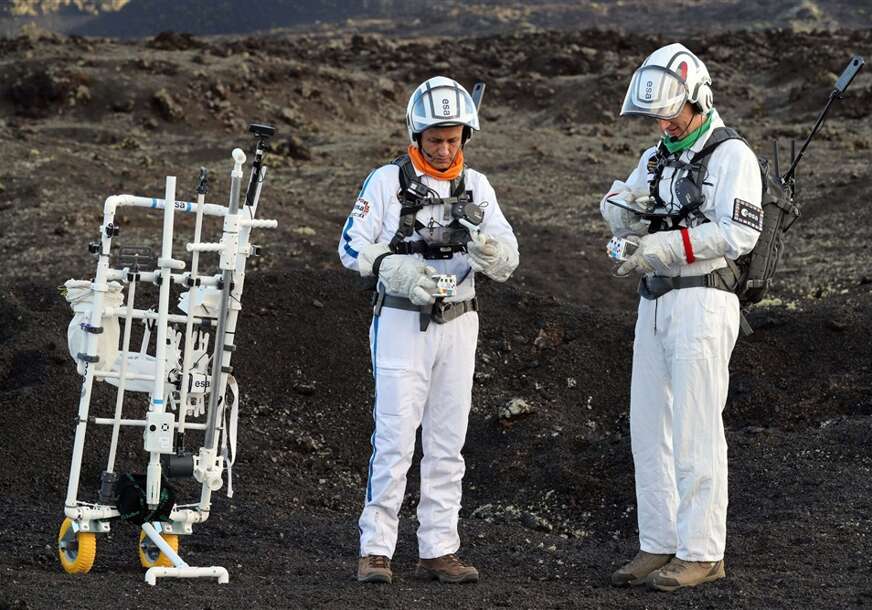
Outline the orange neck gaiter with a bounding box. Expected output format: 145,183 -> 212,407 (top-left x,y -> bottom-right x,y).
407,144 -> 464,181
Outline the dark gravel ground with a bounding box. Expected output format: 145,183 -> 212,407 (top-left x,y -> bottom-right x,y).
1,17 -> 871,610
1,269 -> 871,609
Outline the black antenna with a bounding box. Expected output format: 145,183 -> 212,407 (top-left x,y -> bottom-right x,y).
471,81 -> 486,111
781,55 -> 864,184
244,123 -> 276,207
772,141 -> 781,179
196,167 -> 209,195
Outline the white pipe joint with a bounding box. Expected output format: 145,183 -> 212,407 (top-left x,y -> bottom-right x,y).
186,242 -> 223,253
142,522 -> 187,568
219,235 -> 239,271
169,507 -> 210,525
239,218 -> 278,229
231,148 -> 246,178
145,566 -> 229,586
192,448 -> 224,491
157,257 -> 186,270
64,504 -> 120,522
222,212 -> 241,233
64,279 -> 91,290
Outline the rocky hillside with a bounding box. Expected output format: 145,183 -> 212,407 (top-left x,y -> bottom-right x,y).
1,0 -> 871,38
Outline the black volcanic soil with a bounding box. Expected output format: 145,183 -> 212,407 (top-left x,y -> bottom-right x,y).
1,20 -> 871,610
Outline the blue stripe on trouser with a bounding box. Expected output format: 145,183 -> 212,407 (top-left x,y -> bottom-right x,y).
365,315 -> 379,503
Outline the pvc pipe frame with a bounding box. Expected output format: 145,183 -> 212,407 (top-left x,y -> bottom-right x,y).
199,160 -> 267,509
142,176 -> 178,508
64,148 -> 275,555
141,522 -> 229,585
176,187 -> 208,438
93,417 -> 207,430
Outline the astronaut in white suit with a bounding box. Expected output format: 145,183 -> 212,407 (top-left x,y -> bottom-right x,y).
601,43 -> 763,592
339,76 -> 518,585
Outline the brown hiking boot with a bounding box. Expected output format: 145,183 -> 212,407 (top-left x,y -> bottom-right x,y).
611,551 -> 674,586
357,555 -> 392,583
647,557 -> 725,592
415,554 -> 479,584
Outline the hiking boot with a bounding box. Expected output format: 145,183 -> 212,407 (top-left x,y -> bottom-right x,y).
415,554 -> 479,584
647,557 -> 725,592
357,555 -> 392,583
611,551 -> 674,586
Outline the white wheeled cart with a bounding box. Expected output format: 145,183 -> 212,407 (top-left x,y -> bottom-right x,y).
57,124 -> 278,585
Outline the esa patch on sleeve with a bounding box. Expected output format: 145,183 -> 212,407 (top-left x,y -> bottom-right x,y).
351,198 -> 370,218
732,198 -> 763,231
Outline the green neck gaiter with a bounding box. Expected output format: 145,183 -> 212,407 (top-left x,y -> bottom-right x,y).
662,111 -> 713,154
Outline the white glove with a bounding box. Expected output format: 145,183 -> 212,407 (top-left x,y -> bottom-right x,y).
377,255 -> 437,306
357,242 -> 392,277
467,232 -> 518,282
601,183 -> 650,238
616,231 -> 685,276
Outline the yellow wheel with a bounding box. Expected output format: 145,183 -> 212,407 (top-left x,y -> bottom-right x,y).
138,529 -> 179,568
58,517 -> 96,574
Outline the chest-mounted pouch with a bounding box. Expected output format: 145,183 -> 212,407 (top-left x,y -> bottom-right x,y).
399,177 -> 435,204
647,152 -> 712,232
673,164 -> 706,210
457,198 -> 484,226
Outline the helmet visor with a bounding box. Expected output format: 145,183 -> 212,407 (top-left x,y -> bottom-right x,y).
620,65 -> 688,120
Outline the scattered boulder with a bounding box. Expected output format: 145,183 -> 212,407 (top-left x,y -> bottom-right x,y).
521,511 -> 553,533
292,382 -> 316,396
499,397 -> 534,420
274,135 -> 313,161
532,324 -> 563,349
151,88 -> 184,121
7,67 -> 91,118
471,504 -> 554,533
147,31 -> 205,51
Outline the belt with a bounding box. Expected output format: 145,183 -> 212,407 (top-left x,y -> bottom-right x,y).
638,271 -> 735,301
638,269 -> 753,336
372,290 -> 479,331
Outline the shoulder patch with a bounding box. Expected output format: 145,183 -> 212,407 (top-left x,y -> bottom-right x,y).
351,198 -> 370,219
732,198 -> 763,231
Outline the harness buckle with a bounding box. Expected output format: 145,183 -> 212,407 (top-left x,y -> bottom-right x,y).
430,299 -> 448,325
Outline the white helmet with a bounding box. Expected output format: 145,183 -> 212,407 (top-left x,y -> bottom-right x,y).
621,43 -> 713,120
405,76 -> 480,144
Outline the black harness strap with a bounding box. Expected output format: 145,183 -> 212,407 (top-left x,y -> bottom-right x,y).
389,154 -> 472,259
648,127 -> 745,233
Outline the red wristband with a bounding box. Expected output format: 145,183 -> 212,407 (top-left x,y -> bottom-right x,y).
679,227 -> 695,264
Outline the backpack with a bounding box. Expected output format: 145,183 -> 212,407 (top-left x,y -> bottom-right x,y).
673,127 -> 801,306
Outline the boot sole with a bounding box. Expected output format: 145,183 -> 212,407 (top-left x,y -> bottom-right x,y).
415,568 -> 479,584
611,574 -> 650,587
649,572 -> 724,592
357,573 -> 392,584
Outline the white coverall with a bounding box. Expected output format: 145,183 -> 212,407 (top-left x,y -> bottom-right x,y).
339,160 -> 518,559
600,110 -> 762,561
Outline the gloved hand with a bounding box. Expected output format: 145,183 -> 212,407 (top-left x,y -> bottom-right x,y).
467,231 -> 518,282
616,231 -> 685,276
357,242 -> 392,277
377,255 -> 437,306
601,182 -> 651,238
